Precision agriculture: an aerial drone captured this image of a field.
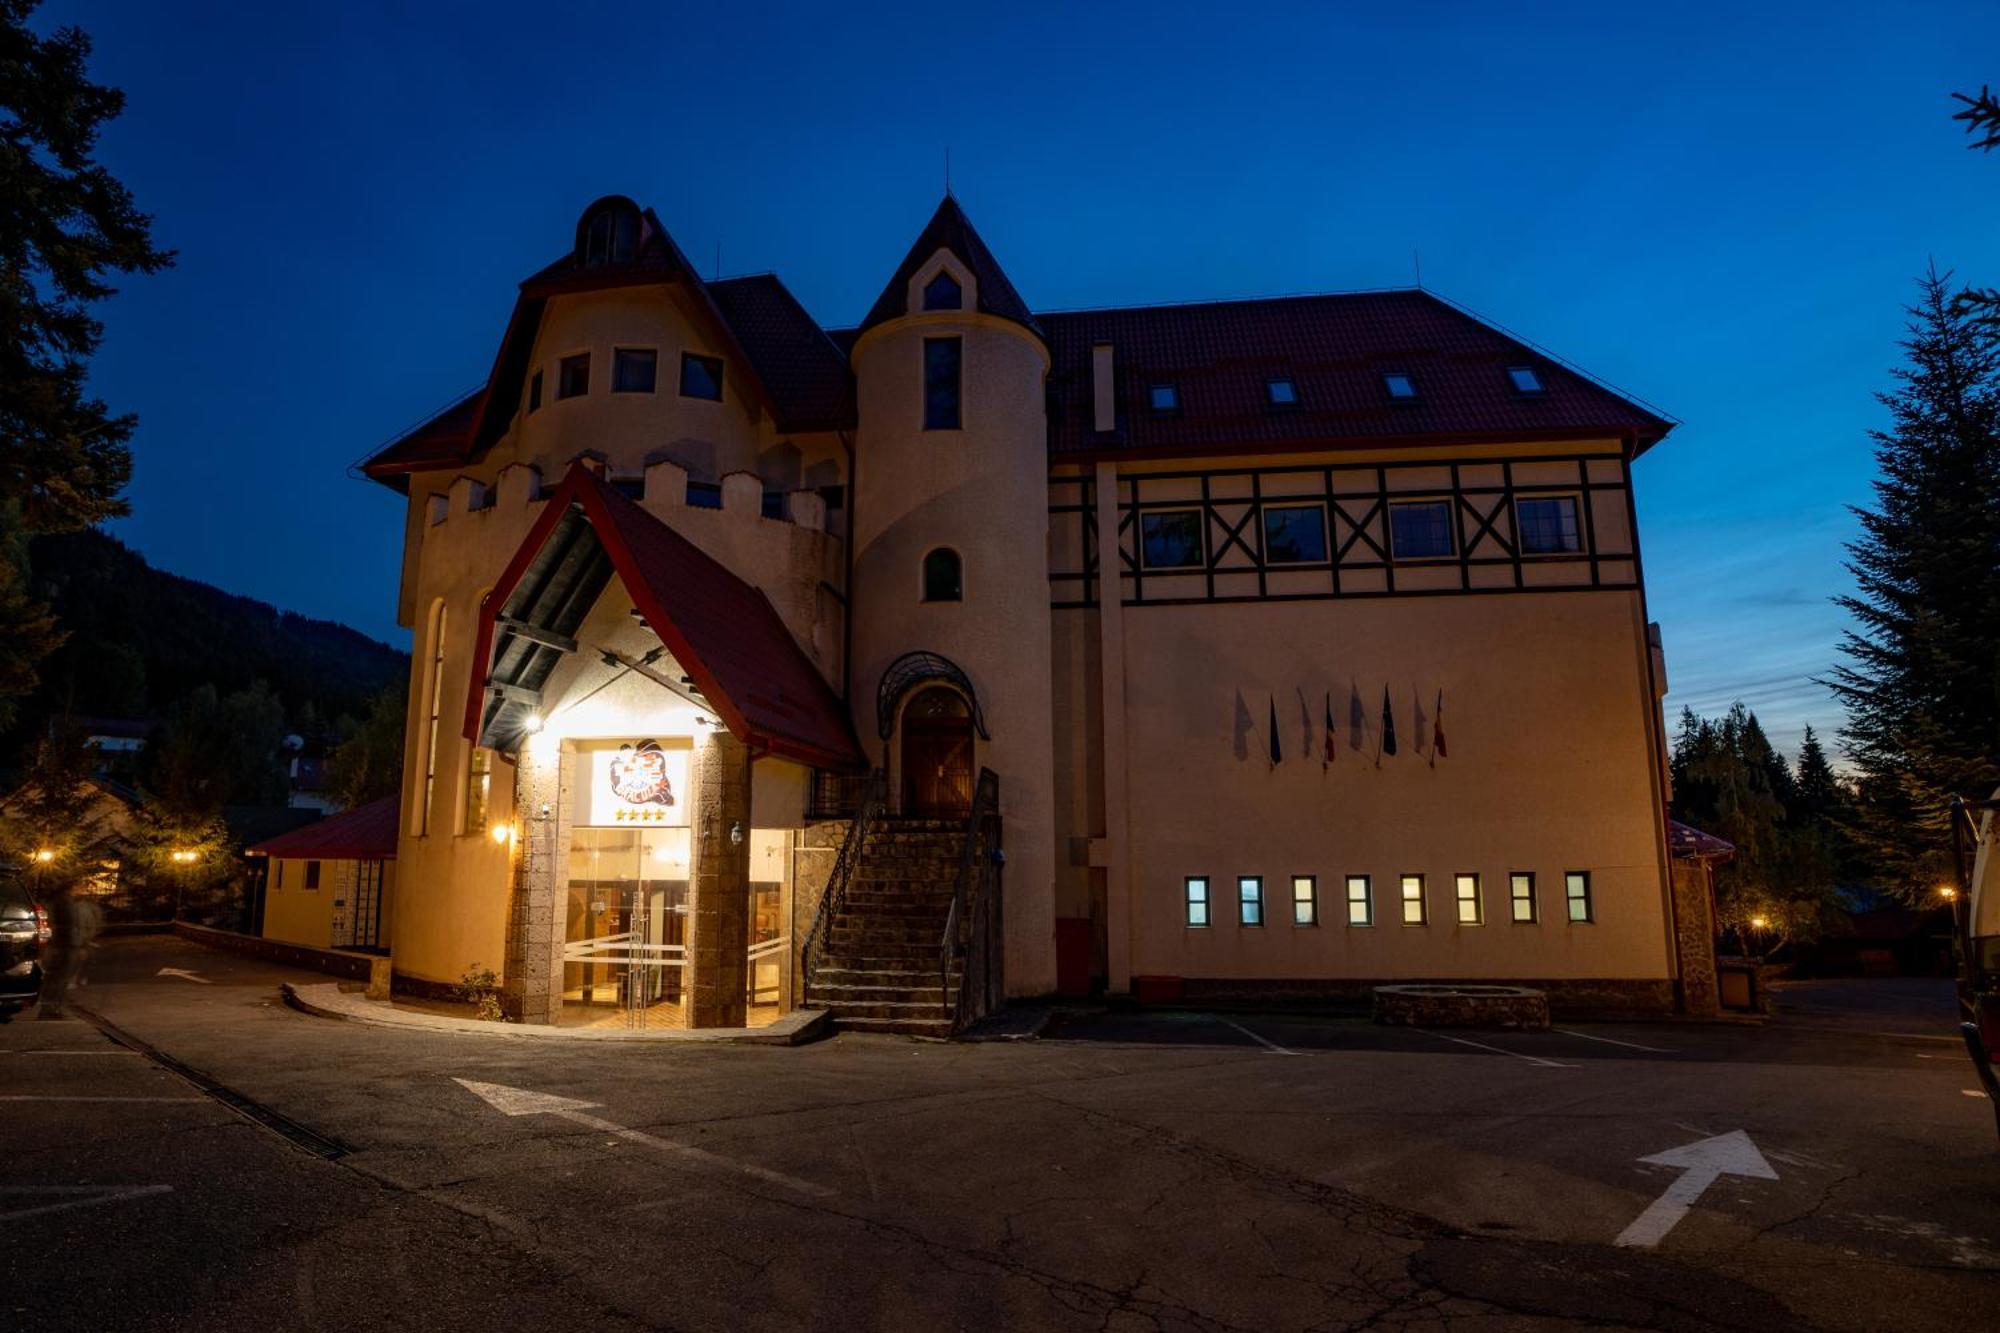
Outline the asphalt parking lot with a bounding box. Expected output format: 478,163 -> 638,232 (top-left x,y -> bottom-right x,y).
3,935 -> 1996,1331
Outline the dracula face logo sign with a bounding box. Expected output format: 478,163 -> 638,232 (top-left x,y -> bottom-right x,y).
608,740 -> 675,808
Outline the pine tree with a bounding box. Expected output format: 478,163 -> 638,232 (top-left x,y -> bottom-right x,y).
0,2 -> 172,727
1828,267 -> 2000,897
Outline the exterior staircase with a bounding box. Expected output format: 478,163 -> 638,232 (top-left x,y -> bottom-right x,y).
807,817 -> 963,1037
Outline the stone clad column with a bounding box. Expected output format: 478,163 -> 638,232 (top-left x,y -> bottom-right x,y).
503,739 -> 564,1025
687,728 -> 751,1028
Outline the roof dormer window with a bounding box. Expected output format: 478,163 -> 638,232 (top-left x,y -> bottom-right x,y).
1267,378 -> 1297,406
1382,372 -> 1417,401
1149,383 -> 1180,414
922,270 -> 963,311
577,197 -> 640,267
1507,365 -> 1545,394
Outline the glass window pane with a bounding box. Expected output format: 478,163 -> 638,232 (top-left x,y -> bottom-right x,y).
558,353 -> 590,399
1390,501 -> 1454,559
1141,511 -> 1203,568
1292,875 -> 1316,926
923,549 -> 962,602
680,353 -> 724,401
922,270 -> 962,311
1346,875 -> 1372,926
1239,876 -> 1262,926
1263,504 -> 1327,564
1507,366 -> 1543,393
1401,874 -> 1426,925
1267,378 -> 1297,405
1383,372 -> 1416,399
1516,496 -> 1581,554
1510,873 -> 1536,923
1455,873 -> 1481,924
1565,871 -> 1592,923
924,338 -> 961,429
1149,383 -> 1179,412
1186,876 -> 1209,928
527,370 -> 543,412
613,348 -> 657,393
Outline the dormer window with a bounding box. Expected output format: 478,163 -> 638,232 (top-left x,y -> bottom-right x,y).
1507,365 -> 1545,394
1149,383 -> 1180,414
577,198 -> 640,267
1382,372 -> 1417,400
1267,378 -> 1297,406
922,271 -> 963,311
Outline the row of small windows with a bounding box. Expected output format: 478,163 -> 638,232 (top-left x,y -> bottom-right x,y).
272,860 -> 323,891
1137,494 -> 1582,569
525,348 -> 725,413
1185,871 -> 1594,929
1145,366 -> 1543,416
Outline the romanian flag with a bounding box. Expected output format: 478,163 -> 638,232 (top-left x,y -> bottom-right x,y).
1268,694 -> 1282,768
1323,692 -> 1336,770
1380,686 -> 1398,758
1432,689 -> 1448,763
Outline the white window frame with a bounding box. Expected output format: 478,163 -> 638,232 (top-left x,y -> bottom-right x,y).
1509,872 -> 1538,923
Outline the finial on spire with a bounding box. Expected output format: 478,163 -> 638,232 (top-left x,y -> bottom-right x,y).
1412,248 -> 1423,289
944,146 -> 952,198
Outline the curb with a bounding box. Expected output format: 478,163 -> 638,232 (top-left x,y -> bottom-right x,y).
282,982 -> 829,1046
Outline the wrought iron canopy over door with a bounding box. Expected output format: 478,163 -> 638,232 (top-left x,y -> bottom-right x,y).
901,687 -> 975,818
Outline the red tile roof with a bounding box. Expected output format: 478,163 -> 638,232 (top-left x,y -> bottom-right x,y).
705,274 -> 854,432
859,195 -> 1040,338
248,796 -> 399,861
463,464 -> 864,771
1040,289 -> 1672,459
1668,820 -> 1736,862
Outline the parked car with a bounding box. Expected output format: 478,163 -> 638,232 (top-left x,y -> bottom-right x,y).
0,876 -> 50,1020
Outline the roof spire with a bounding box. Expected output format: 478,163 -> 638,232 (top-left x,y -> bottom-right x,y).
944,145 -> 952,198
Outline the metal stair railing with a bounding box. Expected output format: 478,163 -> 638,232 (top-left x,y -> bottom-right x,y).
801,768 -> 886,1002
940,768 -> 1002,1033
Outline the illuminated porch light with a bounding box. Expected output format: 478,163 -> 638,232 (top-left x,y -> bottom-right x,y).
489,823 -> 514,846
1940,884 -> 1959,902
521,712 -> 544,734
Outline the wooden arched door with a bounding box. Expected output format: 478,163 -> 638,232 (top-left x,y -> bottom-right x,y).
900,687 -> 975,818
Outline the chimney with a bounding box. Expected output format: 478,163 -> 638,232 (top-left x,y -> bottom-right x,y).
1091,343 -> 1116,433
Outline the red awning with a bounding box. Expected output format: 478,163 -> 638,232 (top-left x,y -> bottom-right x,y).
247,797 -> 399,860
464,463 -> 863,771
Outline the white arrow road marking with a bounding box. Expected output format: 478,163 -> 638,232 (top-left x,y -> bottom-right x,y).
0,1185 -> 173,1224
1614,1130 -> 1778,1248
155,968 -> 210,984
454,1079 -> 831,1197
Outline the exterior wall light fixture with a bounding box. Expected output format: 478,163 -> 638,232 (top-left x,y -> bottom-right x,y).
729,821 -> 744,847
489,823 -> 514,846
521,712 -> 544,734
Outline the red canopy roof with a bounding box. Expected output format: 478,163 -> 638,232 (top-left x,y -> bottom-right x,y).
248,797 -> 399,861
464,463 -> 863,771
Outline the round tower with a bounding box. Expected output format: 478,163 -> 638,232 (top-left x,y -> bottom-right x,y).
848,196 -> 1058,997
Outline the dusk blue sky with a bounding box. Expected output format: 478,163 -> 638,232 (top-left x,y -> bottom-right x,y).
43,1 -> 2000,760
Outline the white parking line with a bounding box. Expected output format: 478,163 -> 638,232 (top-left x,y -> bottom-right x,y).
5,1050 -> 144,1057
1216,1017 -> 1302,1056
1553,1028 -> 1676,1054
0,1095 -> 204,1103
1413,1028 -> 1577,1068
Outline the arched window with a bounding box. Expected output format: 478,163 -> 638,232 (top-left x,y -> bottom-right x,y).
577,198 -> 639,267
922,548 -> 962,603
417,601 -> 447,835
922,270 -> 963,311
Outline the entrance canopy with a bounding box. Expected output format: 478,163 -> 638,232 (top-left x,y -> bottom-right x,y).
463,463 -> 862,770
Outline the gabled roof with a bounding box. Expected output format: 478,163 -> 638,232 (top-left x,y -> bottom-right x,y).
247,797 -> 398,861
858,194 -> 1041,339
1041,289 -> 1673,460
463,463 -> 863,771
706,274 -> 854,433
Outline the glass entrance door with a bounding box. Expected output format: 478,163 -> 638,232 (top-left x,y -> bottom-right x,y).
562,826 -> 690,1028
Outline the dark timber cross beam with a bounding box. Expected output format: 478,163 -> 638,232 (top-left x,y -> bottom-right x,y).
496,616 -> 579,653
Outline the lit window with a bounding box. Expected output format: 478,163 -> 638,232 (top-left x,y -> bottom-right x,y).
1263,504 -> 1327,564
1239,876 -> 1263,927
1267,378 -> 1297,406
418,601 -> 447,836
1149,383 -> 1179,413
465,747 -> 491,833
1400,874 -> 1427,926
922,270 -> 962,311
612,348 -> 657,394
1346,875 -> 1373,926
1516,496 -> 1581,554
1140,510 -> 1203,569
1509,872 -> 1537,923
1507,365 -> 1544,394
557,353 -> 590,400
1455,873 -> 1482,925
1389,500 -> 1454,559
922,548 -> 962,603
527,370 -> 543,413
304,860 -> 321,890
1186,876 -> 1209,928
1292,875 -> 1317,926
924,337 -> 961,430
680,353 -> 724,401
1565,871 -> 1593,923
1383,372 -> 1417,400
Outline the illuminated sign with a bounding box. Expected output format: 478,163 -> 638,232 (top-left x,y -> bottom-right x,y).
579,740 -> 690,827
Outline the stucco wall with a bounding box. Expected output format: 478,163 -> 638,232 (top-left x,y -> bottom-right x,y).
262,857 -> 395,952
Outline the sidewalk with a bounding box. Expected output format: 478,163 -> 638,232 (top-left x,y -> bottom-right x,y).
284,981 -> 829,1045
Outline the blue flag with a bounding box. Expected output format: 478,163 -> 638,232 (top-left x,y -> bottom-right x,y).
1268,694 -> 1282,767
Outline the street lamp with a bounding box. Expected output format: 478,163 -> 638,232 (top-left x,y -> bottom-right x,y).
34,848 -> 54,863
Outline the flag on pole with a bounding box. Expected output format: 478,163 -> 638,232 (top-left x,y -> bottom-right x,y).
1431,689 -> 1447,765
1323,692 -> 1336,770
1268,694 -> 1282,768
1380,686 -> 1398,759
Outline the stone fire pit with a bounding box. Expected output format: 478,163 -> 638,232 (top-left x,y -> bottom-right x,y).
1371,983 -> 1550,1029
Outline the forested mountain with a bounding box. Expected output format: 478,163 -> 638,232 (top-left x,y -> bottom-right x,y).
7,528 -> 406,760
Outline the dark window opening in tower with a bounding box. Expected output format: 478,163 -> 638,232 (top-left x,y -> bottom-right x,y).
923,270 -> 963,311
922,548 -> 963,602
924,337 -> 962,430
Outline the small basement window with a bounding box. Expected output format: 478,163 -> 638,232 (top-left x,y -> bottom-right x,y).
1382,371 -> 1417,400
1148,383 -> 1180,413
1140,510 -> 1203,569
557,353 -> 590,399
680,353 -> 724,401
922,270 -> 963,311
1267,378 -> 1297,406
1507,365 -> 1545,394
613,348 -> 658,394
